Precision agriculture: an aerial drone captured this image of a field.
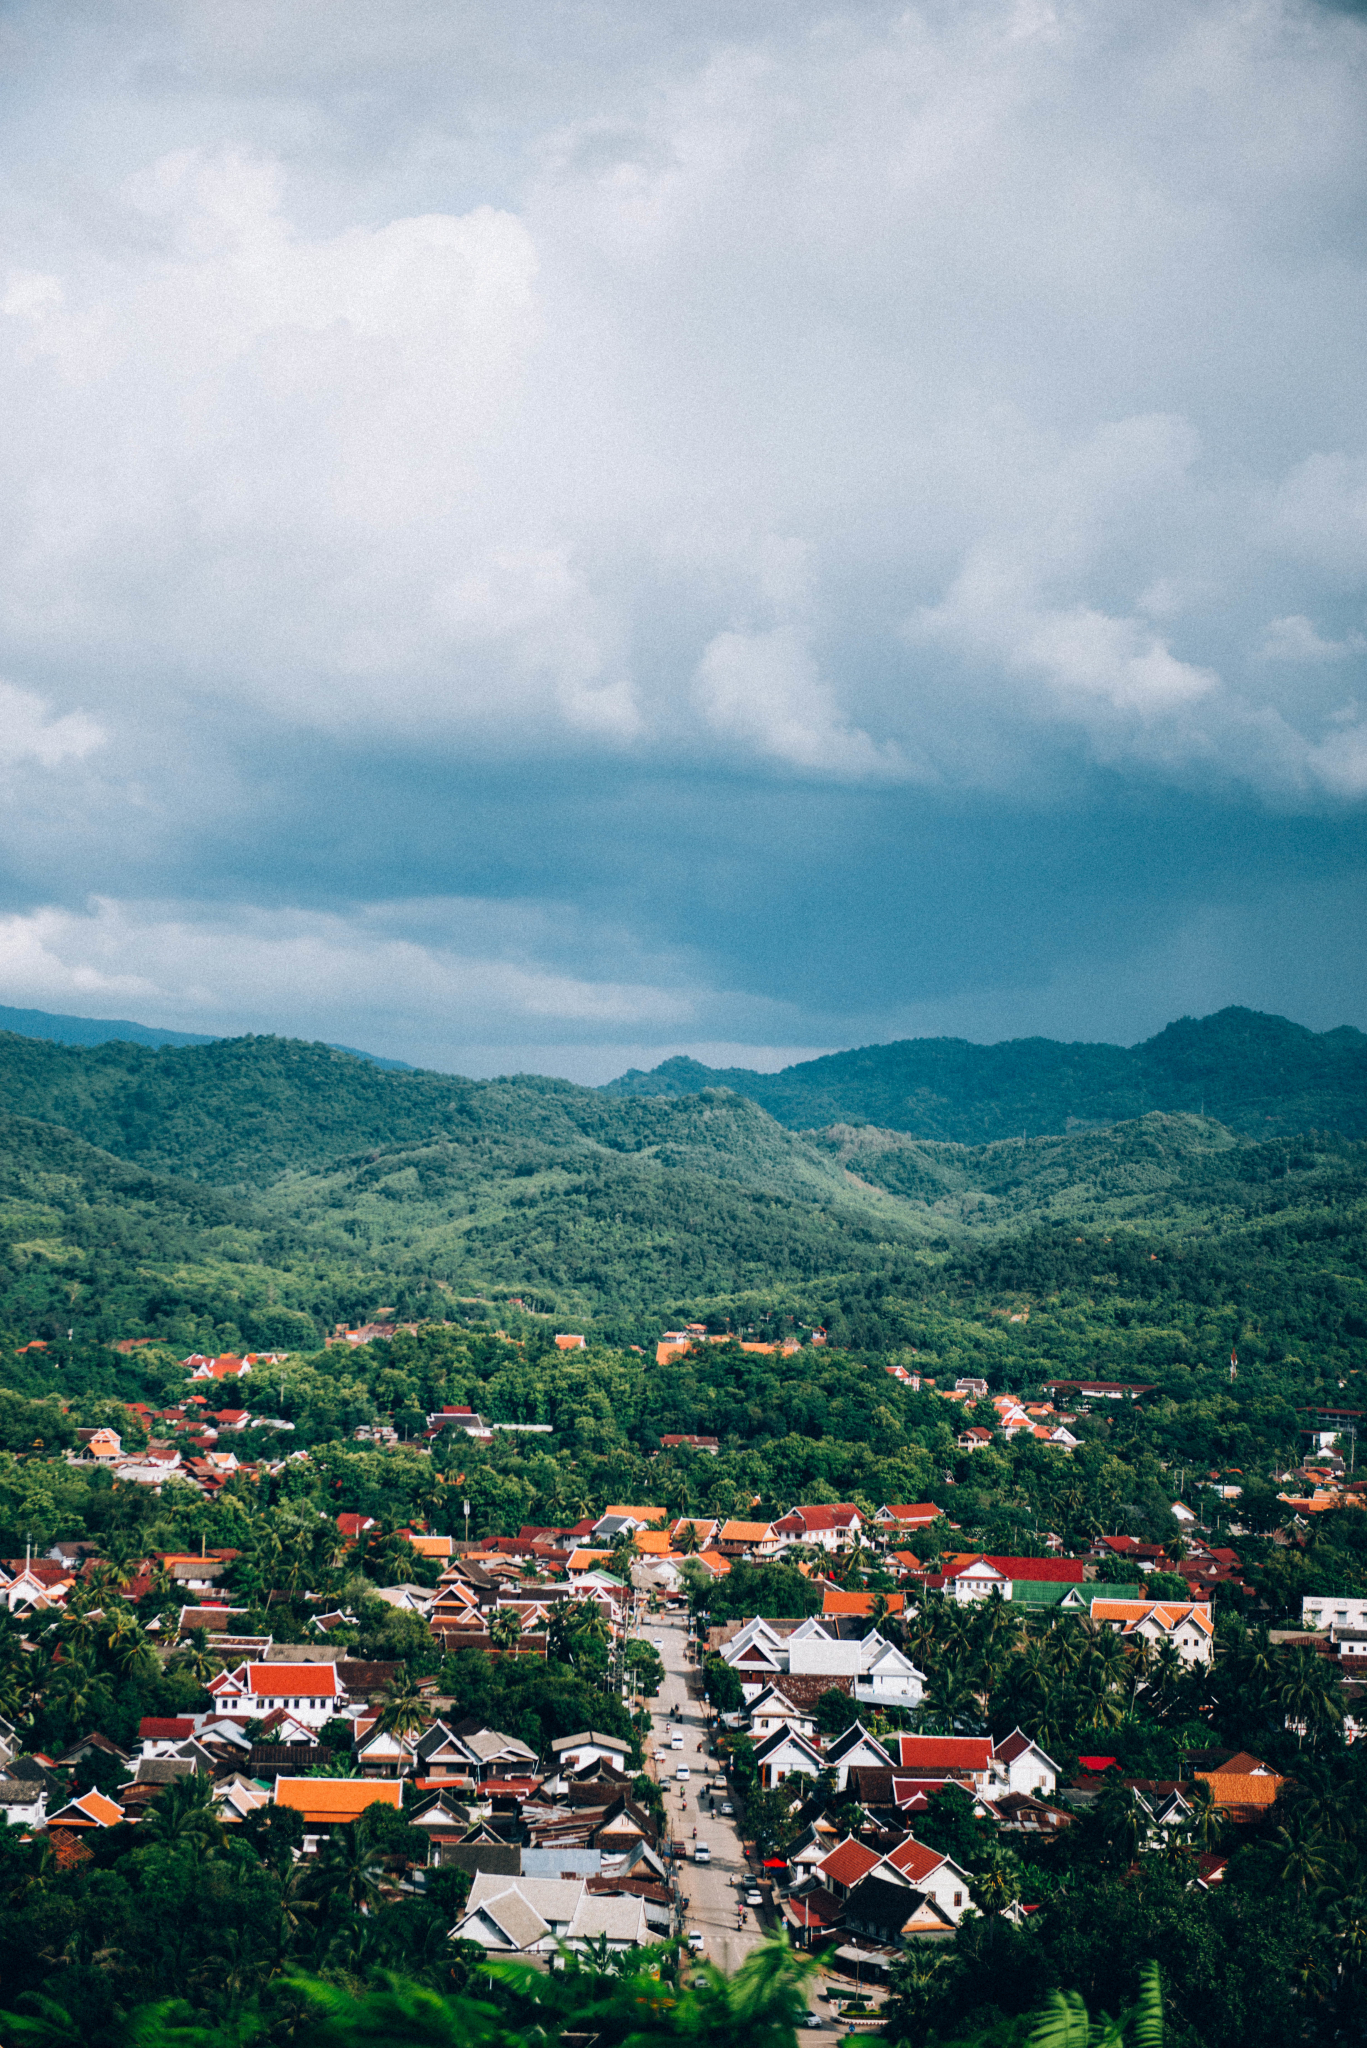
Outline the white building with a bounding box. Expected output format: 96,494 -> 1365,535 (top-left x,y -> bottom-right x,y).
1304,1594 -> 1367,1632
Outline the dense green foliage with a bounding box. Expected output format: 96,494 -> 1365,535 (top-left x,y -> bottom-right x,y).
604,1007 -> 1367,1142
0,1021 -> 1366,2045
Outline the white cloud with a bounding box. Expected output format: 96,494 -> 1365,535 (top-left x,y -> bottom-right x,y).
693,627 -> 910,780
0,896 -> 716,1046
0,2 -> 1357,802
1257,614 -> 1362,663
0,683 -> 104,769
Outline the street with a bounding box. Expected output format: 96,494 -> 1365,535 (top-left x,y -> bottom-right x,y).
638,1608 -> 765,1978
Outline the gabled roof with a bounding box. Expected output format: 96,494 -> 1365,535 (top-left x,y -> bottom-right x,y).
825,1722 -> 894,1768
47,1789 -> 123,1828
881,1835 -> 949,1883
211,1662 -> 341,1698
896,1734 -> 992,1772
993,1728 -> 1058,1770
753,1723 -> 825,1765
818,1835 -> 882,1887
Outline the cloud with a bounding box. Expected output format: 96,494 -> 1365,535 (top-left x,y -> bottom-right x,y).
0,1 -> 1361,1060
1257,615 -> 1362,663
0,683 -> 104,769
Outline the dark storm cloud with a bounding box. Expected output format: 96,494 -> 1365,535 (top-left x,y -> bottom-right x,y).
0,1 -> 1361,1070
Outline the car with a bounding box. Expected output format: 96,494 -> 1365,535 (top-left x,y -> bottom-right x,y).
720,1800 -> 735,1816
671,1732 -> 685,1748
744,1888 -> 761,1905
800,2016 -> 825,2030
676,1764 -> 690,1779
653,1637 -> 664,1650
687,1930 -> 704,1952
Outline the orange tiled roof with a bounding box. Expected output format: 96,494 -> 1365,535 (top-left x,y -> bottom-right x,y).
274,1779 -> 403,1823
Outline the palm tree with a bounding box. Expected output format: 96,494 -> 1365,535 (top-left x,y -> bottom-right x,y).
675,1519 -> 703,1556
376,1666 -> 429,1739
1275,1645 -> 1344,1746
170,1627 -> 223,1685
142,1770 -> 223,1853
488,1605 -> 523,1653
315,1825 -> 386,1914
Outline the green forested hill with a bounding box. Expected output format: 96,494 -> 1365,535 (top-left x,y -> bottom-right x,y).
0,1030 -> 1361,1385
602,1007 -> 1367,1140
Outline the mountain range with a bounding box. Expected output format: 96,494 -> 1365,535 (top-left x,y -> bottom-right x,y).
601,1007 -> 1367,1142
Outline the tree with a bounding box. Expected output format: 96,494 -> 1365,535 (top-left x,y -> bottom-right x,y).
376,1666 -> 430,1739
488,1606 -> 523,1654
141,1768 -> 223,1854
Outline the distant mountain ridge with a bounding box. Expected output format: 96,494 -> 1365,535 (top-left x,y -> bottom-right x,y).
0,1002 -> 411,1070
600,1008 -> 1367,1142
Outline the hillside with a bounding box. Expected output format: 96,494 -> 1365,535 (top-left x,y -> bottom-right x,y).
602,1007 -> 1367,1140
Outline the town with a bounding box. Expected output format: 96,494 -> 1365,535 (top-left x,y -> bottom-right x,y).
2,1329 -> 1364,2042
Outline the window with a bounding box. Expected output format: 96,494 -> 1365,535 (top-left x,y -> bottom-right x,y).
953,1891 -> 963,1907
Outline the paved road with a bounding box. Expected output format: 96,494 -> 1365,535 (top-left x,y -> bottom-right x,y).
637,1609 -> 764,1978
635,1609 -> 879,2036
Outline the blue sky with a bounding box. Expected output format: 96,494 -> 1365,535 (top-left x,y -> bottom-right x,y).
0,0 -> 1362,1081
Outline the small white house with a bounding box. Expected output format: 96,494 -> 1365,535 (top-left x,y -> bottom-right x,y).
988,1729 -> 1058,1798
551,1730 -> 632,1773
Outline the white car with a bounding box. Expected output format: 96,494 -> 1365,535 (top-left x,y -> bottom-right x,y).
653,1637 -> 664,1650
676,1763 -> 690,1780
687,1930 -> 704,1952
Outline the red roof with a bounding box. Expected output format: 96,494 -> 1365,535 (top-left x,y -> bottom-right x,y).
896,1735 -> 992,1772
819,1837 -> 882,1887
212,1664 -> 340,1699
882,1836 -> 946,1882
940,1553 -> 1083,1583
139,1717 -> 197,1740
774,1504 -> 861,1533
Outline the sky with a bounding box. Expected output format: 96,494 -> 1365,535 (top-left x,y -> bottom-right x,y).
0,0 -> 1363,1084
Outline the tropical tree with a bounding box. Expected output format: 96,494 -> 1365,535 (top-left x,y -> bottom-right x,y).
488,1606 -> 523,1654
376,1666 -> 430,1739
141,1768 -> 224,1854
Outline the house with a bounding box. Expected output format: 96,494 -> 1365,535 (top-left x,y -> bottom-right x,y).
873,1504 -> 943,1534
184,1354 -> 255,1382
817,1835 -> 884,1901
273,1778 -> 403,1853
748,1684 -> 816,1741
354,1725 -> 417,1777
1193,1753 -> 1285,1820
72,1427 -> 123,1462
877,1835 -> 975,1924
753,1723 -> 826,1790
821,1589 -> 907,1621
0,1774 -> 49,1827
43,1789 -> 124,1831
856,1637 -> 926,1709
554,1334 -> 587,1350
551,1730 -> 632,1774
957,1428 -> 995,1452
424,1408 -> 493,1440
452,1874 -> 650,1955
893,1735 -> 994,1792
770,1505 -> 864,1553
1090,1600 -> 1215,1665
994,1793 -> 1072,1834
929,1555 -> 1085,1603
206,1662 -> 344,1727
844,1873 -> 956,1944
717,1520 -> 778,1558
1303,1594 -> 1367,1632
988,1729 -> 1058,1799
1042,1380 -> 1157,1402
660,1434 -> 720,1455
823,1722 -> 895,1790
